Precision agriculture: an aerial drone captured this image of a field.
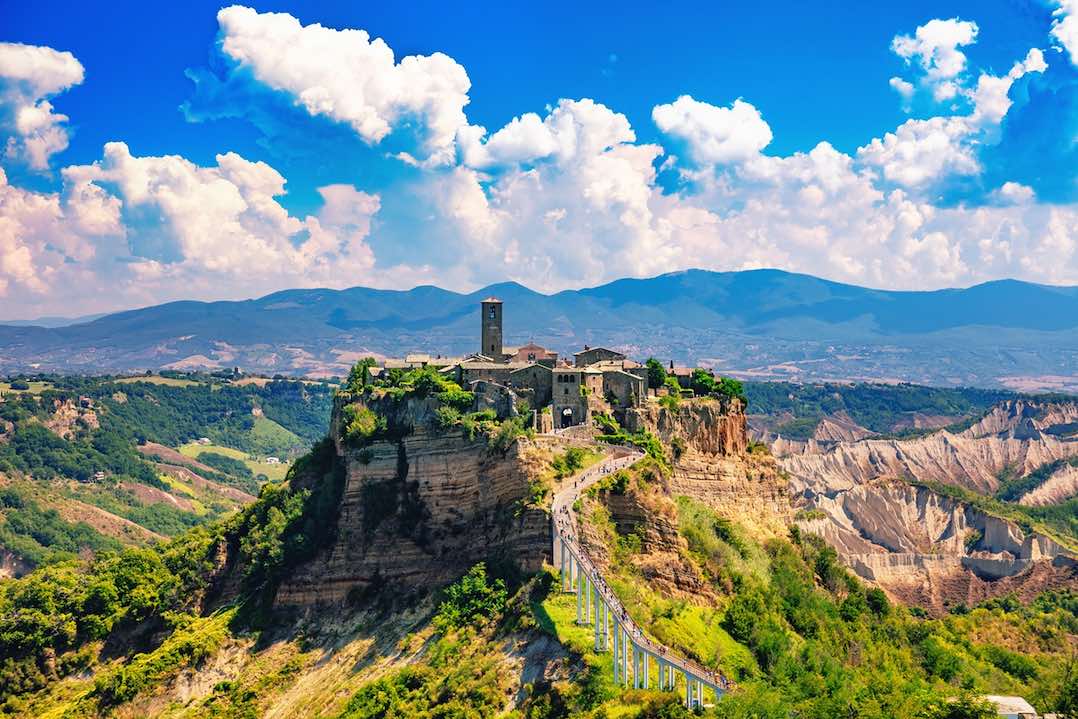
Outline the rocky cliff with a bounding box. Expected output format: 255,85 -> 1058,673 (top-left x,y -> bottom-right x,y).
625,399 -> 792,537
781,427 -> 1078,497
277,393 -> 550,606
776,398 -> 1078,613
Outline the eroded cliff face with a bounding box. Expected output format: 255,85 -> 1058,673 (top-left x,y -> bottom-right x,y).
960,399 -> 1078,440
625,399 -> 792,538
578,482 -> 716,601
797,479 -> 1077,613
1020,462 -> 1078,506
277,394 -> 550,606
777,399 -> 1078,613
781,431 -> 1078,497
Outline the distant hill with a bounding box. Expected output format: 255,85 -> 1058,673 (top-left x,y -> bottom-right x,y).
3,269 -> 1078,390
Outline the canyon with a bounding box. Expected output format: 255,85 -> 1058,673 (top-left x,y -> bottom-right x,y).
768,399 -> 1078,611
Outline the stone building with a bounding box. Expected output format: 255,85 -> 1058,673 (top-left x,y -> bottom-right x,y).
509,363 -> 553,406
602,369 -> 646,407
456,360 -> 529,386
509,342 -> 558,365
574,346 -> 626,367
552,367 -> 588,429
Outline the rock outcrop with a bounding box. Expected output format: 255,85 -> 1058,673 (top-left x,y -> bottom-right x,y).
277,394 -> 550,606
776,398 -> 1078,613
782,430 -> 1078,497
625,399 -> 792,538
1019,461 -> 1078,506
580,484 -> 716,601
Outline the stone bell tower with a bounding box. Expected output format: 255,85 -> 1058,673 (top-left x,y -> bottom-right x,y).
481,297 -> 503,360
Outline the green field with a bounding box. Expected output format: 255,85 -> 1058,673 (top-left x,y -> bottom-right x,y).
0,381 -> 54,395
179,440 -> 291,482
114,375 -> 204,388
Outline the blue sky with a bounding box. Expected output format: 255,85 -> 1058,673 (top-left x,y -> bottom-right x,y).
0,1 -> 1076,318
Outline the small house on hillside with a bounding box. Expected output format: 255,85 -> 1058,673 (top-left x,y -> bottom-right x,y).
983,696 -> 1038,719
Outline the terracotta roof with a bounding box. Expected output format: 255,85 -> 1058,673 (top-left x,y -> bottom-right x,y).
461,361 -> 530,370
480,296 -> 503,303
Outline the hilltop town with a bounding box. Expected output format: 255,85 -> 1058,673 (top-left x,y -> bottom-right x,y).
367,297 -> 733,432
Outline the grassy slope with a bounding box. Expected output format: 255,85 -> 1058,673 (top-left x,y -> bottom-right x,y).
587,483 -> 1077,716
179,441 -> 291,483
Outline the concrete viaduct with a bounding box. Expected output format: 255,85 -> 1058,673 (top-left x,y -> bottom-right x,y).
549,446 -> 730,709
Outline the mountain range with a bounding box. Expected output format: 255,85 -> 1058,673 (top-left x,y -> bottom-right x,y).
2,268 -> 1078,390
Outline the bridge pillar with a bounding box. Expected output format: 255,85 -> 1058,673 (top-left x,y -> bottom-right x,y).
684,672 -> 690,706
602,600 -> 609,650
611,621 -> 618,682
576,572 -> 583,624
643,651 -> 649,689
593,587 -> 600,649
622,628 -> 629,685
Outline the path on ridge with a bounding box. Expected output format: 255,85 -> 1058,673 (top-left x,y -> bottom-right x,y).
548,441 -> 730,702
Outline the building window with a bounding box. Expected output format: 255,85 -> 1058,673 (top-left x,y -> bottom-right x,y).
488,307 -> 496,319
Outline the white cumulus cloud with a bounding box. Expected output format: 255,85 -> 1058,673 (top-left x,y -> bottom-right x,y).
215,5 -> 471,165
651,95 -> 772,165
0,42 -> 84,170
1052,0 -> 1078,65
891,18 -> 979,101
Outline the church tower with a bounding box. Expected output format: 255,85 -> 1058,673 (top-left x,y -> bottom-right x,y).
481,297 -> 503,360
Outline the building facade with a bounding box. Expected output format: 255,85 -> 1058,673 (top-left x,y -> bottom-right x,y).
574,346 -> 626,367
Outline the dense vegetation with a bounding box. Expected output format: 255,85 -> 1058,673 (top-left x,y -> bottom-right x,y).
0,487 -> 122,566
0,436 -> 344,711
0,374 -> 335,570
745,382 -> 1022,438
341,365 -> 533,452
582,479 -> 1078,718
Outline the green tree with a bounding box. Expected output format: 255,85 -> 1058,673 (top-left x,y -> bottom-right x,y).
921,694 -> 997,719
645,358 -> 667,390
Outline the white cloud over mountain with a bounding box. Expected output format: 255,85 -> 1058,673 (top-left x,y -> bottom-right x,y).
0,9 -> 1077,318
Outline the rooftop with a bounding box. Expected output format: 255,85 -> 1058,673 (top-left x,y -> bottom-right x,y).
983,696 -> 1037,716
460,361 -> 531,370
481,296 -> 503,303
573,346 -> 623,356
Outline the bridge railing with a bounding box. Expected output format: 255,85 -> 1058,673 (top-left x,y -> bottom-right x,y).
548,450 -> 730,708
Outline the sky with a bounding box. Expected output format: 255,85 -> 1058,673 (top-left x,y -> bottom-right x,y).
1,1 -> 1077,320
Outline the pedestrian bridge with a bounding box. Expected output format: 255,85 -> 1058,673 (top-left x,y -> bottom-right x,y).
550,448 -> 730,708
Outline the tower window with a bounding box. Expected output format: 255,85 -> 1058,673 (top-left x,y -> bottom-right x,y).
488,307 -> 496,319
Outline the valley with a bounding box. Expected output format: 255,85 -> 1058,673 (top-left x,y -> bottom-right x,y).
0,373 -> 334,576
0,366 -> 1075,717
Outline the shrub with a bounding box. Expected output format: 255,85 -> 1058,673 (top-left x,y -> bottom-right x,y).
341,405 -> 385,446
434,563 -> 508,632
